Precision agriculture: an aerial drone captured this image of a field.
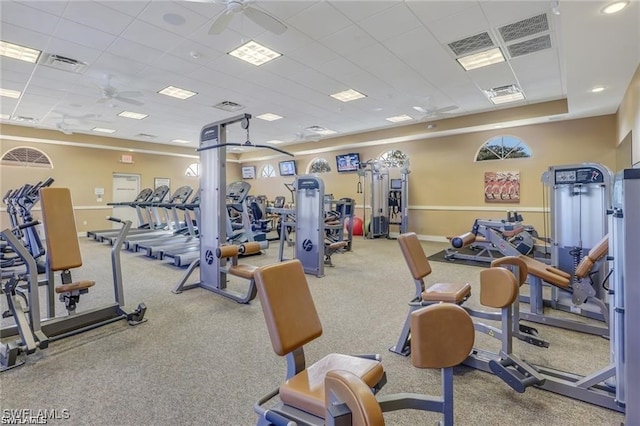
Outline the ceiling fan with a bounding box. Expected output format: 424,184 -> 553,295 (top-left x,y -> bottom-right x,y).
45,111 -> 102,135
96,75 -> 144,106
193,0 -> 287,35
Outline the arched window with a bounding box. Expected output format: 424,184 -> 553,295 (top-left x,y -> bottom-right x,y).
185,163 -> 200,177
307,157 -> 332,174
1,146 -> 53,168
475,135 -> 531,161
378,149 -> 409,168
261,164 -> 276,178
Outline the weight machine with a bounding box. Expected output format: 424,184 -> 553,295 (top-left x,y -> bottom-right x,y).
357,158 -> 409,238
172,114 -> 293,302
521,163 -> 613,335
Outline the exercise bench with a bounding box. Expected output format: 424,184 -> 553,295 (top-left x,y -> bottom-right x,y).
325,303 -> 476,426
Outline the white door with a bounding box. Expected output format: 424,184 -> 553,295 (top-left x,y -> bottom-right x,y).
112,173 -> 140,228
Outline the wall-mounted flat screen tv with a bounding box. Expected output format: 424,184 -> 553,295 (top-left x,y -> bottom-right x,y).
279,160 -> 297,176
336,153 -> 360,172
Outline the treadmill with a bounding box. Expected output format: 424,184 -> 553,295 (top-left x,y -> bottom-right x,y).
86,187 -> 153,239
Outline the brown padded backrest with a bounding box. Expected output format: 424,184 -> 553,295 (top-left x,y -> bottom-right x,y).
575,235 -> 609,279
40,188 -> 82,271
411,303 -> 474,369
325,370 -> 385,426
491,256 -> 528,286
398,232 -> 432,280
480,268 -> 518,308
254,260 -> 323,356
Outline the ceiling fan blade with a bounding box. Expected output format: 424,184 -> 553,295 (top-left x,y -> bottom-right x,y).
244,6 -> 286,34
209,11 -> 234,34
117,90 -> 143,98
115,96 -> 145,106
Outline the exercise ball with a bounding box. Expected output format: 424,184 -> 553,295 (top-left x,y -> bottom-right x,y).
348,216 -> 364,236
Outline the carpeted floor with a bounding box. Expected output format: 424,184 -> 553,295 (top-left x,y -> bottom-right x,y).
0,237 -> 624,425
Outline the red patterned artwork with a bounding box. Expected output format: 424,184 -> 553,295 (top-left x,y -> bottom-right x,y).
484,171 -> 520,203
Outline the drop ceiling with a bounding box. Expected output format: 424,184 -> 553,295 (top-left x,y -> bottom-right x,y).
0,0 -> 638,151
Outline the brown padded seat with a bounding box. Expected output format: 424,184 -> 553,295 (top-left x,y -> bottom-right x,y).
325,370 -> 385,426
255,260 -> 384,419
398,232 -> 471,303
55,280 -> 95,294
517,256 -> 571,289
411,303 -> 475,369
575,235 -> 609,279
228,264 -> 258,279
422,283 -> 471,303
479,268 -> 518,309
281,353 -> 383,418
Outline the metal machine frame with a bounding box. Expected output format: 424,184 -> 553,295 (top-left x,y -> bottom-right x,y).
358,159 -> 409,238
172,114 -> 292,302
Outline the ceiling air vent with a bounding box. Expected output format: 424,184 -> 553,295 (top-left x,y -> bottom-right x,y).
39,53 -> 88,74
507,34 -> 552,58
213,101 -> 245,112
448,32 -> 494,56
499,13 -> 549,43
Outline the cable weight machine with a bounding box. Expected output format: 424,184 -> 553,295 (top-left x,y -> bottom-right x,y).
357,158 -> 410,238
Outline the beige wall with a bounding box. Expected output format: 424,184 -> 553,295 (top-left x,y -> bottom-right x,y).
0,126 -> 243,233
240,115 -> 617,239
0,99 -> 622,240
616,64 -> 640,166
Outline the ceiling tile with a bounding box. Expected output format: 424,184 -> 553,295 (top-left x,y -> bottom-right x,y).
256,27 -> 314,55
329,1 -> 399,22
168,39 -> 224,65
357,3 -> 423,42
287,42 -> 340,69
320,24 -> 378,57
405,1 -> 479,25
151,54 -> 202,75
53,18 -> 117,51
466,61 -> 518,92
14,0 -> 68,17
44,37 -> 105,64
106,38 -> 165,65
0,1 -> 60,34
87,52 -> 148,77
120,20 -> 186,52
96,1 -> 152,18
287,1 -> 352,40
427,4 -> 490,45
137,1 -> 211,37
480,1 -> 551,28
0,22 -> 51,52
63,1 -> 136,36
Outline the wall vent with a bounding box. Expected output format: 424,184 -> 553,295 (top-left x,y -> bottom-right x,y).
448,32 -> 494,56
499,14 -> 549,43
39,53 -> 88,74
507,34 -> 552,58
213,101 -> 245,112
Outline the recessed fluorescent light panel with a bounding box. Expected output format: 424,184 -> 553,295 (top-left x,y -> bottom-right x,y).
386,114 -> 413,123
256,113 -> 283,121
484,84 -> 526,105
158,85 -> 197,100
228,41 -> 281,66
118,111 -> 148,120
330,89 -> 367,102
267,139 -> 284,144
602,1 -> 629,14
1,113 -> 10,119
457,47 -> 505,71
591,86 -> 605,93
171,139 -> 191,144
0,88 -> 21,98
92,127 -> 116,134
0,40 -> 41,63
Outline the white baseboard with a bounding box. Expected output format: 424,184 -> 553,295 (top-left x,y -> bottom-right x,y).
416,234 -> 449,243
